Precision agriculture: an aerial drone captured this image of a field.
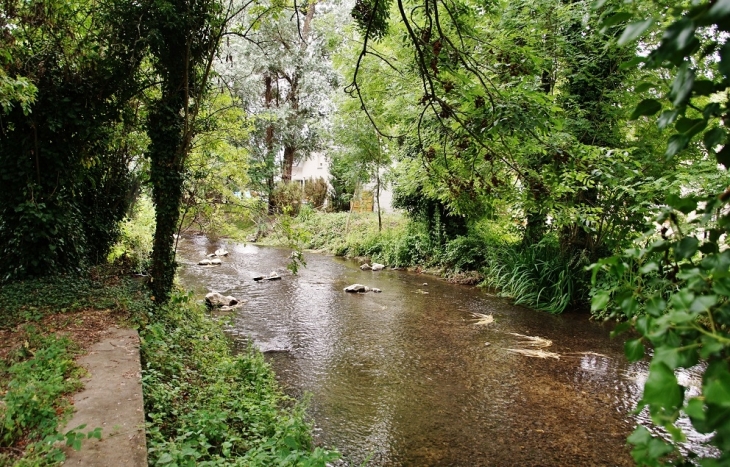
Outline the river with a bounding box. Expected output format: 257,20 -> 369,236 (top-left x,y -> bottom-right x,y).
175,234 -> 710,466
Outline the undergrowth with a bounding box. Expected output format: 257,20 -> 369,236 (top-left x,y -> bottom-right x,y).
481,238 -> 590,314
1,268 -> 336,466
0,271 -> 149,330
0,329 -> 99,466
140,291 -> 338,466
246,211 -> 588,313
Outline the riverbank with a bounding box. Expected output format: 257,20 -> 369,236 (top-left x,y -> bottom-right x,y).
0,269 -> 337,465
225,210 -> 589,313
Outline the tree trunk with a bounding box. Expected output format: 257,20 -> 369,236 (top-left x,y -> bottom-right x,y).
148,86 -> 186,303
264,73 -> 276,214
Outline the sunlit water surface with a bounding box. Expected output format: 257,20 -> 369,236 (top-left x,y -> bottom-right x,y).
176,235 -> 714,466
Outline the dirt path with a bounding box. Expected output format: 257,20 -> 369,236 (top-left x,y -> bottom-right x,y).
62,328 -> 147,466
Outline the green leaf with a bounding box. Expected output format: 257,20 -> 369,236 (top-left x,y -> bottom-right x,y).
665,133 -> 690,159
643,361 -> 683,414
703,127 -> 726,152
675,117 -> 706,138
669,65 -> 695,107
620,55 -> 646,69
666,194 -> 697,214
591,290 -> 611,312
625,339 -> 645,362
603,12 -> 633,28
690,295 -> 717,313
654,345 -> 697,370
700,335 -> 724,359
704,364 -> 730,408
630,99 -> 662,120
634,82 -> 655,93
674,236 -> 699,260
670,289 -> 695,313
621,295 -> 639,317
627,425 -> 652,446
685,397 -> 706,421
610,321 -> 632,338
619,19 -> 654,45
658,109 -> 680,129
639,261 -> 659,274
646,297 -> 666,317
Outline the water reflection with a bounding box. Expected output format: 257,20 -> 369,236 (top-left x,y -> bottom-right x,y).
176,235 -> 714,466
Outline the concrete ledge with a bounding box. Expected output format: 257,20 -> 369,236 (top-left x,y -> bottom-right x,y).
62,328 -> 147,466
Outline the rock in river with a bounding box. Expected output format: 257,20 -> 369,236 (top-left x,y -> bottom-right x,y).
371,263 -> 385,271
344,284 -> 371,293
360,263 -> 372,271
205,292 -> 238,308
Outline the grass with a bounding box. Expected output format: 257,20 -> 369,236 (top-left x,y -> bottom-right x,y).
0,269 -> 338,466
481,239 -> 589,314
0,328 -> 92,466
141,291 -> 338,466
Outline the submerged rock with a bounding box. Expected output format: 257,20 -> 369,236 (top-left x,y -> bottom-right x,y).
254,272 -> 281,281
371,263 -> 385,271
205,292 -> 238,308
344,284 -> 381,293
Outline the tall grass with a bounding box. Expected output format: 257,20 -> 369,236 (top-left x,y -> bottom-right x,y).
244,211 -> 590,314
482,238 -> 589,314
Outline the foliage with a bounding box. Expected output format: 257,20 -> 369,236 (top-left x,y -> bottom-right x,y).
143,0 -> 229,303
0,329 -> 100,466
108,194 -> 157,275
0,271 -> 150,330
303,178 -> 328,209
0,0 -> 145,283
483,237 -> 589,314
221,0 -> 339,197
590,1 -> 730,465
179,92 -> 251,237
140,291 -> 338,465
271,183 -> 304,216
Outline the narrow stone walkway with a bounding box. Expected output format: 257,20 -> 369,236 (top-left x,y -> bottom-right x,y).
62,328 -> 147,466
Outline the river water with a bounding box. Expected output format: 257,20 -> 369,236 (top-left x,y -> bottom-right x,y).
176,235 -> 710,466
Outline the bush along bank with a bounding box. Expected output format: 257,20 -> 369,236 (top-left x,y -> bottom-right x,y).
140,291 -> 339,466
0,271 -> 337,466
249,210 -> 590,314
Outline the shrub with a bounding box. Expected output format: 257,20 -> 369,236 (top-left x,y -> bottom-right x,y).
304,178 -> 328,209
141,291 -> 339,466
271,182 -> 303,215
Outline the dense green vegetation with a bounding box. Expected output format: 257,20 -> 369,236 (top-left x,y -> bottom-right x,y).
2,0 -> 730,464
0,329 -> 93,466
0,273 -> 337,465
